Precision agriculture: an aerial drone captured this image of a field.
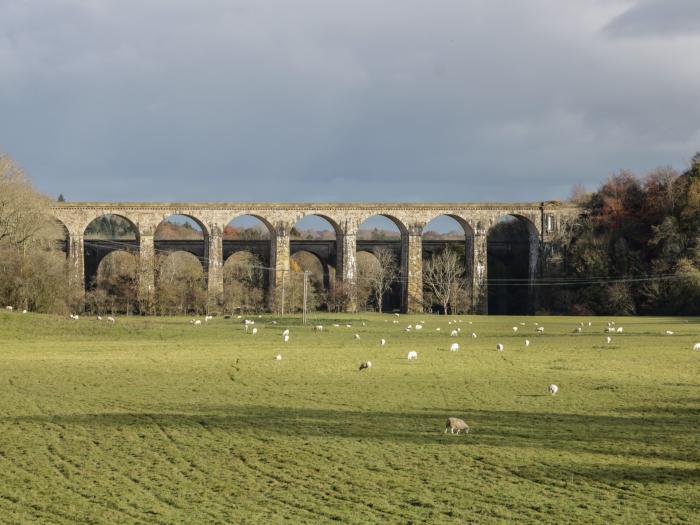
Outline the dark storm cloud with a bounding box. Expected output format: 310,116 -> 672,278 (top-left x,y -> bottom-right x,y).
0,1 -> 699,202
604,0 -> 700,38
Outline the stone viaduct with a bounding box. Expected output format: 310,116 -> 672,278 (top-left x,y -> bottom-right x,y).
50,202 -> 580,314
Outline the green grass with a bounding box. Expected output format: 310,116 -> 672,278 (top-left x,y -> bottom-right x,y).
0,311 -> 698,524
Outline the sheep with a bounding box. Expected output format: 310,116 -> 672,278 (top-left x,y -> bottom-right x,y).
71,314 -> 79,320
236,315 -> 242,319
274,354 -> 282,361
471,332 -> 477,339
204,315 -> 213,322
271,320 -> 277,325
107,316 -> 115,323
406,324 -> 413,330
97,315 -> 102,321
22,309 -> 27,314
251,328 -> 258,335
194,320 -> 202,326
450,343 -> 459,352
354,333 -> 360,340
333,323 -> 340,327
405,327 -> 412,332
415,324 -> 423,330
616,327 -> 624,333
244,319 -> 254,325
512,326 -> 518,333
524,339 -> 530,347
520,322 -> 526,326
359,361 -> 372,371
362,322 -> 366,326
692,342 -> 700,351
606,336 -> 612,344
407,351 -> 418,360
346,324 -> 352,328
496,343 -> 504,352
314,325 -> 323,331
444,417 -> 469,435
588,321 -> 592,327
548,384 -> 559,396
450,330 -> 459,337
435,328 -> 441,332
5,306 -> 13,311
536,326 -> 544,333
283,334 -> 290,343
380,338 -> 386,346
392,320 -> 399,324
665,331 -> 674,335
394,313 -> 400,317
574,327 -> 582,334
282,329 -> 290,337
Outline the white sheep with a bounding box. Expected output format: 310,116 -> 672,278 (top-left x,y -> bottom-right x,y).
450,330 -> 459,337
435,328 -> 441,332
407,351 -> 418,360
274,354 -> 282,361
536,326 -> 544,333
588,321 -> 592,327
22,309 -> 27,314
693,343 -> 700,351
574,327 -> 582,334
194,320 -> 202,326
205,315 -> 213,322
271,320 -> 277,324
606,336 -> 612,344
5,306 -> 13,311
251,328 -> 258,335
616,327 -> 624,333
524,339 -> 530,347
380,339 -> 386,346
405,327 -> 412,332
665,331 -> 674,335
392,320 -> 399,324
512,326 -> 518,333
283,334 -> 290,343
282,329 -> 290,337
333,323 -> 340,327
359,361 -> 372,371
354,333 -> 360,340
346,324 -> 352,328
496,343 -> 504,352
471,333 -> 477,339
314,325 -> 323,331
415,324 -> 423,330
450,343 -> 459,352
406,324 -> 413,330
548,384 -> 559,396
97,316 -> 102,321
107,316 -> 115,323
520,322 -> 525,326
444,417 -> 469,435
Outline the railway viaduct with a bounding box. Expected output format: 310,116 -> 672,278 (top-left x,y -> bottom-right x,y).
50,202 -> 581,313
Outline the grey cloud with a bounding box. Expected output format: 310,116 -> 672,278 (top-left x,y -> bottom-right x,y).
0,1 -> 698,203
604,0 -> 700,38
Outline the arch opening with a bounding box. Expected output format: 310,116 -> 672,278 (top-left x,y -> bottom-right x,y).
487,215 -> 538,315
222,251 -> 266,314
85,250 -> 138,315
154,215 -> 207,263
356,215 -> 404,312
83,214 -> 139,291
422,215 -> 471,314
155,251 -> 207,315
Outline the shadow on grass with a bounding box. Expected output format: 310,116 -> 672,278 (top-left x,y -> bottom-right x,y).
3,405 -> 698,465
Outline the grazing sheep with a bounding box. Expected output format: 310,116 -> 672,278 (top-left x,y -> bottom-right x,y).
274,354 -> 282,361
333,323 -> 340,327
271,320 -> 277,324
450,330 -> 459,337
205,315 -> 213,322
97,316 -> 102,321
450,343 -> 459,352
251,328 -> 258,335
496,343 -> 504,352
415,324 -> 423,330
665,331 -> 674,335
380,339 -> 386,346
536,326 -> 544,333
194,320 -> 202,326
548,384 -> 559,396
392,320 -> 399,324
5,306 -> 13,311
606,336 -> 612,344
283,335 -> 290,343
471,333 -> 477,339
107,316 -> 115,323
359,361 -> 372,371
605,327 -> 613,333
616,327 -> 624,333
512,326 -> 518,333
405,327 -> 412,332
693,343 -> 700,351
524,339 -> 530,347
354,334 -> 360,340
520,322 -> 525,326
282,329 -> 290,337
407,351 -> 418,360
444,417 -> 469,435
346,324 -> 352,328
406,324 -> 413,330
314,325 -> 323,331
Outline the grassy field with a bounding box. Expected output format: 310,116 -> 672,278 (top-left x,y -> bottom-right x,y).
0,311 -> 698,524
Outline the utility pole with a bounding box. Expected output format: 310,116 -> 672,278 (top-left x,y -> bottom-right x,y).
302,270 -> 309,325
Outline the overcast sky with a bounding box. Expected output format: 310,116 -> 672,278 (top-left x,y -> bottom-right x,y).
1,0 -> 699,203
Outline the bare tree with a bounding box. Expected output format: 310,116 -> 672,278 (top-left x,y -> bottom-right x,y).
367,247 -> 398,313
423,249 -> 466,314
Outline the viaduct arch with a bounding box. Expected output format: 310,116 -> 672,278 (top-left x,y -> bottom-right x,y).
50,202 -> 580,314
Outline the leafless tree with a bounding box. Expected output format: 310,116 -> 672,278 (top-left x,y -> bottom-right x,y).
366,247 -> 398,313
423,249 -> 467,314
